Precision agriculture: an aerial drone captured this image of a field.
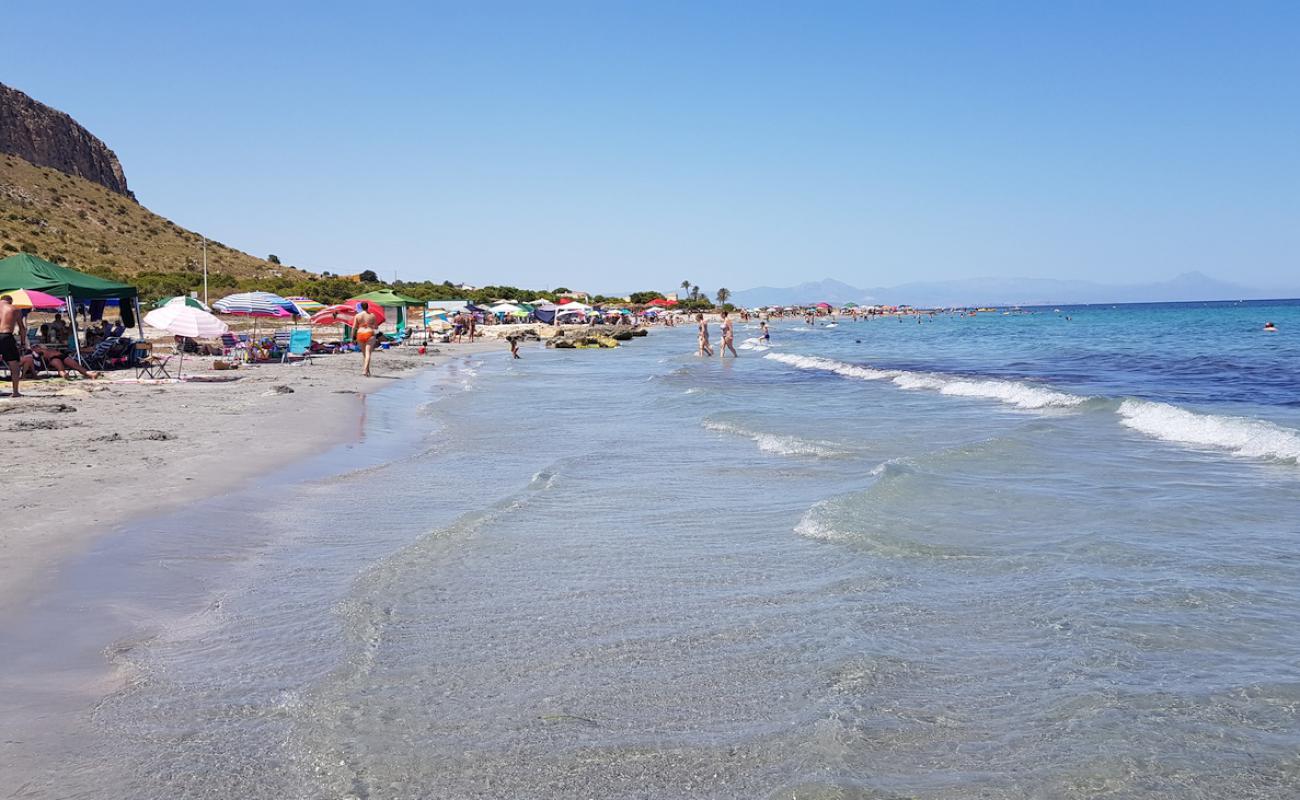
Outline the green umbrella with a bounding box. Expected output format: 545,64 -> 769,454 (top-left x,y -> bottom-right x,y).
155,295 -> 212,311
350,289 -> 424,306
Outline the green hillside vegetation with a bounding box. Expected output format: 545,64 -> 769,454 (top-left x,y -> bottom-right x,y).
2,151 -> 674,307
0,152 -> 307,297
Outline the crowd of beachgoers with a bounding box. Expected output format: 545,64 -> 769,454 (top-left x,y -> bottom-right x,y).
1,277 -> 936,398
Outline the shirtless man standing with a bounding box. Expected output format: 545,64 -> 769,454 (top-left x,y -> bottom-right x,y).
0,295 -> 27,397
696,312 -> 713,357
354,301 -> 379,377
719,310 -> 739,358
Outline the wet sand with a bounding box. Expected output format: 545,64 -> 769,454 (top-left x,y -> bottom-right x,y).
0,340 -> 499,618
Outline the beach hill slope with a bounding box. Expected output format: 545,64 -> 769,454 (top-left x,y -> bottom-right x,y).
0,151 -> 299,286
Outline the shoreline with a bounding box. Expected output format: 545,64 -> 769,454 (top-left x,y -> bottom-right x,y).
0,340 -> 500,618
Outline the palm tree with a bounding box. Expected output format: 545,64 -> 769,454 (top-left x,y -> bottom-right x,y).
680,280 -> 691,299
716,287 -> 731,306
691,284 -> 701,301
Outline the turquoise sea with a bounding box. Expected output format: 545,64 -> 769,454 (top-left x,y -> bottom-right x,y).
4,300 -> 1299,798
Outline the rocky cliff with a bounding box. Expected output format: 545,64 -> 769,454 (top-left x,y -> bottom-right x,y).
0,82 -> 133,198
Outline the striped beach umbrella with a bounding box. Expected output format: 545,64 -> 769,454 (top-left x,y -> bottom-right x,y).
285,296 -> 326,316
212,291 -> 295,317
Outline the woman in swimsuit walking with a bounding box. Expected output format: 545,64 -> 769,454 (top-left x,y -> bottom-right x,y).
719,311 -> 739,358
354,301 -> 379,377
696,312 -> 713,357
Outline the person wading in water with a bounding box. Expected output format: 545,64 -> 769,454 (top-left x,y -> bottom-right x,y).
696,312 -> 714,357
719,310 -> 739,358
354,301 -> 379,377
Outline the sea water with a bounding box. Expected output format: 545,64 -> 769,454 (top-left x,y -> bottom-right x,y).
3,301 -> 1299,799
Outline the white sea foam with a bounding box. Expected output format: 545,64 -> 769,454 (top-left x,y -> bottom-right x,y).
1117,400 -> 1300,463
764,352 -> 1086,410
793,500 -> 851,542
738,337 -> 771,352
703,420 -> 846,458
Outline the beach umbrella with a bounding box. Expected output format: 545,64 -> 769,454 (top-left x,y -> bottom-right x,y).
143,304 -> 229,379
284,296 -> 325,316
212,291 -> 295,317
213,291 -> 295,339
311,303 -> 386,326
0,288 -> 66,310
155,295 -> 212,311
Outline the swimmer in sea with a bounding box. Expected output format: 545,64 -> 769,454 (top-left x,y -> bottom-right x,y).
760,320 -> 770,343
696,313 -> 713,357
1264,321 -> 1277,332
354,301 -> 379,376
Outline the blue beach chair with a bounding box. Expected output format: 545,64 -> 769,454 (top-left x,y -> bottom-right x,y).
281,328 -> 315,364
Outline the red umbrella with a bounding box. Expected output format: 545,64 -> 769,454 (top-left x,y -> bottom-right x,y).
311,303 -> 386,326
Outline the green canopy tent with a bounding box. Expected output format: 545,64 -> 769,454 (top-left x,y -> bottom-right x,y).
0,253 -> 141,360
349,289 -> 424,334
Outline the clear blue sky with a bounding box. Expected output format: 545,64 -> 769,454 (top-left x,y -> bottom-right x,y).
7,1 -> 1297,294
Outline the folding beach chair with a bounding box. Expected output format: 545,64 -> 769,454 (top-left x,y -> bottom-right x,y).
219,332 -> 243,355
80,336 -> 120,370
281,328 -> 315,364
133,342 -> 173,380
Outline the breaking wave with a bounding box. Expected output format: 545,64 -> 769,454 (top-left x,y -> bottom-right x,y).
702,420 -> 847,458
1118,400 -> 1300,464
764,352 -> 1087,410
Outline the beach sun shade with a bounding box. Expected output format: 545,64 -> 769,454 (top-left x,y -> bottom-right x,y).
144,304 -> 229,338
156,295 -> 212,311
212,291 -> 296,317
143,304 -> 230,380
311,303 -> 387,326
285,296 -> 325,316
0,288 -> 66,310
349,289 -> 424,306
0,253 -> 138,300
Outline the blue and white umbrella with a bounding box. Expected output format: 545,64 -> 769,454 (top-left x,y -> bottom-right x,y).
212,291 -> 296,317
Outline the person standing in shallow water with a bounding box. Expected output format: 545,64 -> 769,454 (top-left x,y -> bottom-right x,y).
0,295 -> 27,397
719,311 -> 739,358
696,313 -> 713,357
354,301 -> 379,377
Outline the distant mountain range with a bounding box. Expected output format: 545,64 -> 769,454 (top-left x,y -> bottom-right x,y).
728,272 -> 1297,308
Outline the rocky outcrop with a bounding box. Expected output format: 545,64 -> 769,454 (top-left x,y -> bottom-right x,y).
0,82 -> 133,198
